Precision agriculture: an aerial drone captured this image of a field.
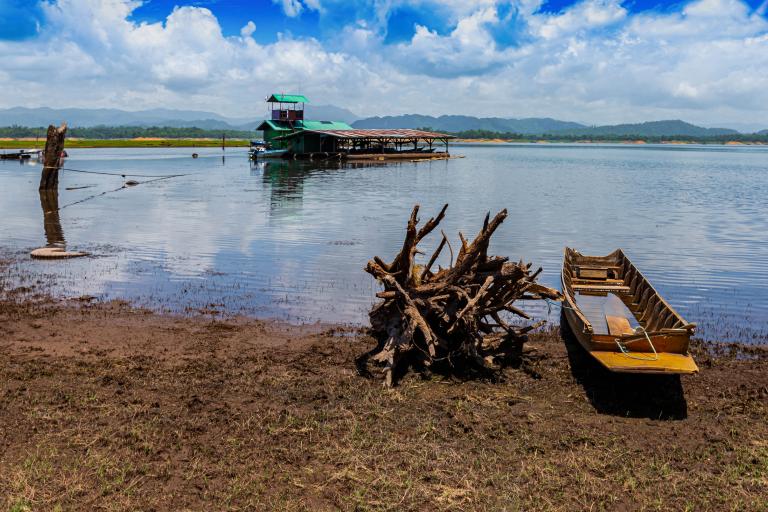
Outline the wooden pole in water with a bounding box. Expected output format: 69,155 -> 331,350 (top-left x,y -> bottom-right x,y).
222,133 -> 226,151
39,123 -> 67,191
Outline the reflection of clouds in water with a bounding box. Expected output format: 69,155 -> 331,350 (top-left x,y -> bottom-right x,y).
2,145 -> 768,338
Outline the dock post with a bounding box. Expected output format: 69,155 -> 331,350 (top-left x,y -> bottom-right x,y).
39,123 -> 67,191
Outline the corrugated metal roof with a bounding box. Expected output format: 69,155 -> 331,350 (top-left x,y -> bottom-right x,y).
256,120 -> 292,131
300,120 -> 354,131
257,120 -> 353,132
277,128 -> 455,140
267,94 -> 309,103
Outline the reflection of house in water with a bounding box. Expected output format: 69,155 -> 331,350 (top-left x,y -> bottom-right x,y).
252,158 -> 412,219
252,160 -> 314,218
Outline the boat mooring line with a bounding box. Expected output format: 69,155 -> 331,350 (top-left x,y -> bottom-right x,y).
615,326 -> 660,361
44,166 -> 189,179
56,175 -> 185,211
544,298 -> 661,361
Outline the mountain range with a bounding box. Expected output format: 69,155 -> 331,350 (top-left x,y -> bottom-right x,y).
0,105 -> 359,131
551,120 -> 738,137
351,116 -> 746,137
0,107 -> 765,136
351,115 -> 585,134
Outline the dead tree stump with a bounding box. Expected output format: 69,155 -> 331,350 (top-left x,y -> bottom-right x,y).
363,204 -> 562,386
39,123 -> 67,190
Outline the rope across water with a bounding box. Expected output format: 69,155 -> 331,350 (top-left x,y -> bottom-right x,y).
42,166 -> 188,179
40,165 -> 190,211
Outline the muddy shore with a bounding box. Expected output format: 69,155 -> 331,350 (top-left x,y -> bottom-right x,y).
1,271 -> 767,510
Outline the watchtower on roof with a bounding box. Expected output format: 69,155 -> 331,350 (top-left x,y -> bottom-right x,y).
267,93 -> 308,122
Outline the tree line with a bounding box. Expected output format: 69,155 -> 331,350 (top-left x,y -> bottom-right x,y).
3,124 -> 767,143
444,128 -> 768,144
0,125 -> 253,139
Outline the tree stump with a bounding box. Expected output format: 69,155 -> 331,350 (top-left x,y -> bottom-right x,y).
39,123 -> 67,190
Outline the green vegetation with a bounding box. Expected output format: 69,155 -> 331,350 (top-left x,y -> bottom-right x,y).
0,125 -> 252,149
0,138 -> 249,149
449,128 -> 768,144
2,123 -> 767,149
0,125 -> 253,140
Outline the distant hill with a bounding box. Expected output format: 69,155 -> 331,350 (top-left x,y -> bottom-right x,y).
305,105 -> 359,125
353,116 -> 741,137
0,105 -> 360,131
353,115 -> 585,134
0,107 -> 753,138
551,120 -> 738,137
757,129 -> 768,135
0,107 -> 238,129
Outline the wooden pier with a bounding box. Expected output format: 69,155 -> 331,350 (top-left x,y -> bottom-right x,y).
275,128 -> 455,160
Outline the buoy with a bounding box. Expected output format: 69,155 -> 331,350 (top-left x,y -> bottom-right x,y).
31,247 -> 88,259
125,179 -> 140,186
192,153 -> 199,158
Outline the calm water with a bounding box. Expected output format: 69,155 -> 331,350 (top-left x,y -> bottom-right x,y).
1,144 -> 767,342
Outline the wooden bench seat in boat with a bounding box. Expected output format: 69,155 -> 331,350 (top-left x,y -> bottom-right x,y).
571,283 -> 631,293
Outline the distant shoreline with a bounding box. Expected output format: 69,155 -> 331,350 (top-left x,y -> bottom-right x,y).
0,138 -> 251,149
453,138 -> 768,146
2,138 -> 767,150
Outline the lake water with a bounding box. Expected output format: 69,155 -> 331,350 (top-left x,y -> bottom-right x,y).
1,143 -> 767,342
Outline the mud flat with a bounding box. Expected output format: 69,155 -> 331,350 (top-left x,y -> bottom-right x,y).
0,267 -> 767,510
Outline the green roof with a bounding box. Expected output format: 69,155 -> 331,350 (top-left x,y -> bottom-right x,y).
267,94 -> 309,103
257,119 -> 352,132
256,120 -> 293,131
300,120 -> 353,130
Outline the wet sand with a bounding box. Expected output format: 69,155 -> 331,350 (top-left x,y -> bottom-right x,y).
1,262 -> 767,510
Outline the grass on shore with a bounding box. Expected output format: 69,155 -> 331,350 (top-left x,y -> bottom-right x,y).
0,138 -> 250,149
0,287 -> 767,510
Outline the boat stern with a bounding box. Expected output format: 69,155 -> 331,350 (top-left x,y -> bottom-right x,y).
590,350 -> 699,374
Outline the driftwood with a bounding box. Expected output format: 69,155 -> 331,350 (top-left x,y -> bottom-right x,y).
364,204 -> 561,386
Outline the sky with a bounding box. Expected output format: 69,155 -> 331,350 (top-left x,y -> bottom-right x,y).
1,0 -> 767,128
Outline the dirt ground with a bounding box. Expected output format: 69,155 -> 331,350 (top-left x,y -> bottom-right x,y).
1,282 -> 767,510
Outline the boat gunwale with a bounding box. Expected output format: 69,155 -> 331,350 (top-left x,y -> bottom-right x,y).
561,247 -> 695,338
612,248 -> 694,335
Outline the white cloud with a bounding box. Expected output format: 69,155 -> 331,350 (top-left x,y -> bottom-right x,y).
272,0 -> 322,17
391,7 -> 510,77
533,0 -> 627,39
0,0 -> 767,127
240,21 -> 256,38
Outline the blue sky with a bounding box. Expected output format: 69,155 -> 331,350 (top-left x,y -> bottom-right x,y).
3,0 -> 766,43
1,0 -> 767,128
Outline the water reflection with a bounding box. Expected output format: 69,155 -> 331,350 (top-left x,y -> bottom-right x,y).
258,160 -> 309,217
39,189 -> 65,248
254,159 -> 397,218
1,145 -> 767,342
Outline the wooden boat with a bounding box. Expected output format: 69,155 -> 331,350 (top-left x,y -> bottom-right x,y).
0,149 -> 41,160
561,248 -> 698,374
248,147 -> 288,160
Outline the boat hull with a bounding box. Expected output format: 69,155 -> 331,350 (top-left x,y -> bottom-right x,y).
562,303 -> 698,374
561,248 -> 698,375
249,149 -> 288,160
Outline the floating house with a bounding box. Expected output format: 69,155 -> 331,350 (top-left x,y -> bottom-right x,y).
254,94 -> 454,160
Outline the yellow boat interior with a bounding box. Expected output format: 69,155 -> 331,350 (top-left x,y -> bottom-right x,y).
562,248 -> 698,374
